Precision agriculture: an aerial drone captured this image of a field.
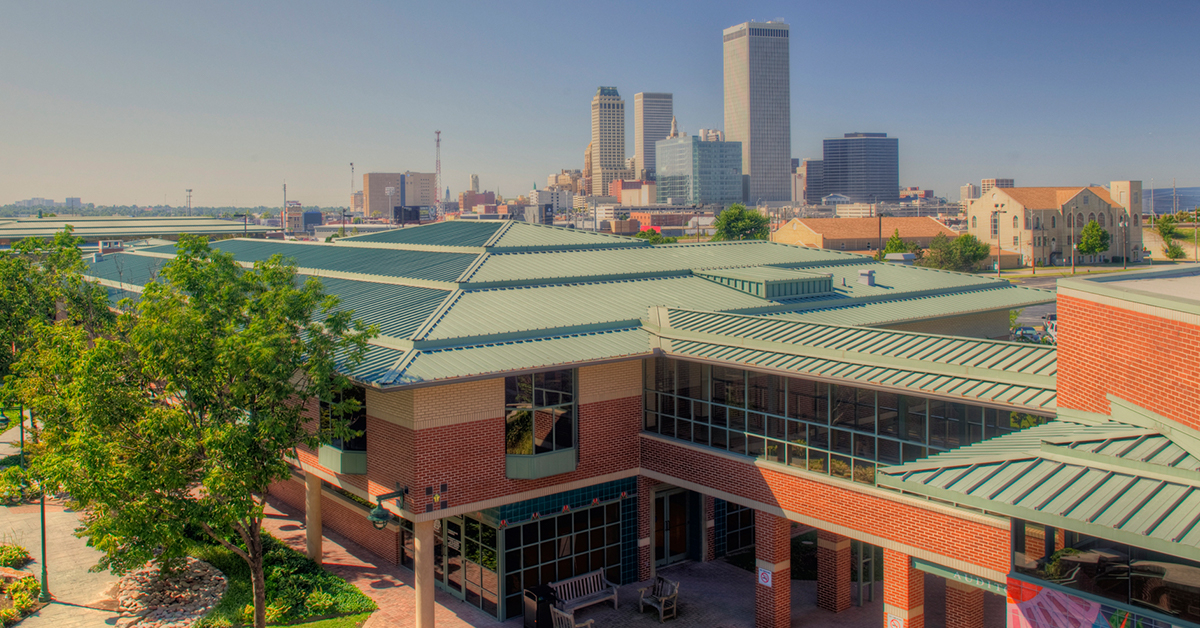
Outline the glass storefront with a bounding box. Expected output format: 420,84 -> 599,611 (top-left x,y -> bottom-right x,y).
1012,519 -> 1200,627
644,358 -> 1051,485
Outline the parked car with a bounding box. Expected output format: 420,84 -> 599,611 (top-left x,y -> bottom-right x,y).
1041,313 -> 1058,343
1011,326 -> 1042,343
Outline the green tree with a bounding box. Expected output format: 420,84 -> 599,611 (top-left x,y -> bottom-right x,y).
872,229 -> 923,261
632,229 -> 678,244
1156,215 -> 1177,242
12,236 -> 376,628
712,203 -> 769,241
1076,220 -> 1111,257
1165,241 -> 1187,260
918,233 -> 990,272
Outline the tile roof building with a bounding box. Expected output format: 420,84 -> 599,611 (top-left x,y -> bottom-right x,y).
965,182 -> 1144,267
80,222 -> 1200,628
773,216 -> 958,253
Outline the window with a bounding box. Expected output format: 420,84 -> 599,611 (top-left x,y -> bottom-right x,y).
320,385 -> 367,451
1083,195 -> 1090,205
1052,215 -> 1057,228
505,370 -> 576,455
1098,213 -> 1106,228
1013,236 -> 1019,246
1013,215 -> 1019,229
1089,212 -> 1096,225
971,216 -> 977,228
990,213 -> 999,237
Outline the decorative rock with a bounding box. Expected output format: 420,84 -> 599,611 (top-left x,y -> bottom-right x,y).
114,557 -> 227,628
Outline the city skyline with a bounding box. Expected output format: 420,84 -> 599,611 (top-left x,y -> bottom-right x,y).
3,0 -> 1198,207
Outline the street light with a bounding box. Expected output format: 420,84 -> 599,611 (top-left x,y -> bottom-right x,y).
15,407 -> 50,602
1118,214 -> 1129,270
366,485 -> 407,530
385,187 -> 396,226
992,209 -> 1008,279
233,213 -> 250,237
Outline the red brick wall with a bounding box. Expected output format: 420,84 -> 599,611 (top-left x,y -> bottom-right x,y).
269,478 -> 399,564
641,436 -> 1010,575
1058,293 -> 1200,430
365,415 -> 414,499
817,530 -> 851,612
945,581 -> 985,628
754,512 -> 791,628
884,548 -> 924,628
637,475 -> 655,581
407,396 -> 642,514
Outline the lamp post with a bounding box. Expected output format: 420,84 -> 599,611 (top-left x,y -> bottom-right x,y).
992,209 -> 1008,279
1071,243 -> 1077,275
17,407 -> 50,602
366,485 -> 407,530
385,187 -> 396,226
1119,214 -> 1129,270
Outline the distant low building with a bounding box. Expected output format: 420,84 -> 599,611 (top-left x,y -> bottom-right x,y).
773,216 -> 958,252
0,215 -> 272,246
655,133 -> 742,206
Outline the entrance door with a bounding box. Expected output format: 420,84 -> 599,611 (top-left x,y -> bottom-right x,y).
654,489 -> 690,567
442,517 -> 466,599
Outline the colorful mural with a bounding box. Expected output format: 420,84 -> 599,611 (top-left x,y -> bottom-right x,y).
1007,577 -> 1174,628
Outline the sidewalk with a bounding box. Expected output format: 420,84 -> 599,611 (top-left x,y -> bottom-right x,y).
0,422 -> 122,628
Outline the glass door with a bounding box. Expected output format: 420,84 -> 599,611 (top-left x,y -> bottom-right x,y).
443,517 -> 466,599
654,489 -> 690,567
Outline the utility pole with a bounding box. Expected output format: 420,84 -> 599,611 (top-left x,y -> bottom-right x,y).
186,189 -> 192,217
435,131 -> 442,220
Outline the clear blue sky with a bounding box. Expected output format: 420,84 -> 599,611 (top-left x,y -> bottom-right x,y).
2,0 -> 1197,207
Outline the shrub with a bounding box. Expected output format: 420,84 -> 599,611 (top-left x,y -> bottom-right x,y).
0,544 -> 31,569
0,467 -> 39,505
0,607 -> 19,626
6,577 -> 39,600
264,600 -> 291,624
239,604 -> 254,624
1165,241 -> 1187,260
305,588 -> 335,615
10,592 -> 35,614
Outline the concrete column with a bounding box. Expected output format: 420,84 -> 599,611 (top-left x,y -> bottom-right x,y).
413,519 -> 436,628
945,580 -> 985,628
754,511 -> 791,628
817,529 -> 851,613
637,476 -> 655,581
703,495 -> 716,562
304,471 -> 323,561
883,549 -> 924,628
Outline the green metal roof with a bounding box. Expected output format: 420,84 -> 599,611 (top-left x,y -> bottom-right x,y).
693,267 -> 833,299
339,221 -> 504,248
485,221 -> 648,251
648,307 -> 1057,411
769,285 -> 1054,327
143,239 -> 479,284
878,419 -> 1200,561
0,216 -> 273,240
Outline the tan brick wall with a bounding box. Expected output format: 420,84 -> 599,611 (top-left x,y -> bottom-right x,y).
365,388 -> 413,428
578,360 -> 642,405
413,378 -> 503,429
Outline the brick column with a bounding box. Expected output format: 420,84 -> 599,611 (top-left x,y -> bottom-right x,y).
304,471 -> 323,561
945,580 -> 984,628
817,530 -> 851,612
703,495 -> 716,562
637,475 -> 655,581
413,519 -> 436,628
883,549 -> 924,628
754,511 -> 791,628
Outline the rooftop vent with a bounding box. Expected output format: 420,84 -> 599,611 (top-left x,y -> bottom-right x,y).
693,267 -> 833,299
885,253 -> 915,266
858,269 -> 875,286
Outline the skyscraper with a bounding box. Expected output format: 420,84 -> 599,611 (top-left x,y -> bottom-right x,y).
634,92 -> 673,180
980,178 -> 1015,196
960,183 -> 980,203
591,87 -> 627,196
723,21 -> 791,202
469,174 -> 480,193
822,133 -> 900,203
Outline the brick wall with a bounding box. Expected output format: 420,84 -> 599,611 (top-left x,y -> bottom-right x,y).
269,477 -> 400,564
641,436 -> 1010,576
884,548 -> 924,628
817,530 -> 851,612
1058,293 -> 1200,430
945,580 -> 985,628
754,512 -> 791,628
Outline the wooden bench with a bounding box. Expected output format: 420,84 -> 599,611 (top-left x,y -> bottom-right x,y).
550,569 -> 619,618
638,575 -> 679,622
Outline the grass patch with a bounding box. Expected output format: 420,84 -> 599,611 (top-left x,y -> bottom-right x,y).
290,612 -> 372,627
723,530 -> 883,581
190,534 -> 375,628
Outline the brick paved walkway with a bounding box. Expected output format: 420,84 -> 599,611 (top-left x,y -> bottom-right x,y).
1,420 -> 122,628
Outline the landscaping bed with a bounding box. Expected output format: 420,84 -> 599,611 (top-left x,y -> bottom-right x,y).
0,544 -> 45,627
189,534 -> 375,627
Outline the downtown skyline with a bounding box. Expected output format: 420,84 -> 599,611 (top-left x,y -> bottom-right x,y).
3,0 -> 1199,207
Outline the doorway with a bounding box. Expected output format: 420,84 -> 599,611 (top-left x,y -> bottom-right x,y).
435,517 -> 467,601
654,489 -> 691,567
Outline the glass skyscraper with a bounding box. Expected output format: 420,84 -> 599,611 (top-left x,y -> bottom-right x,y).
822,133 -> 900,203
723,21 -> 791,203
655,135 -> 743,206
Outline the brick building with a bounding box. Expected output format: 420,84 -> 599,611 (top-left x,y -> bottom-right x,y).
83,222 -> 1199,628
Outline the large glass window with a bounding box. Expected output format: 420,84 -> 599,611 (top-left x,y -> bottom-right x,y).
319,385 -> 366,451
502,502 -> 623,619
505,370 -> 575,455
645,358 -> 1051,485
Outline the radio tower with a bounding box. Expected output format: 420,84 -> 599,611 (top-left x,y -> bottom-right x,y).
434,130 -> 442,219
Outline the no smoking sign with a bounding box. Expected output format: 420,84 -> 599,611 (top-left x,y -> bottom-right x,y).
757,568 -> 772,588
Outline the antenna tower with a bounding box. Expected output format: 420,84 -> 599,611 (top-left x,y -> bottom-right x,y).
435,131 -> 442,218
186,189 -> 192,216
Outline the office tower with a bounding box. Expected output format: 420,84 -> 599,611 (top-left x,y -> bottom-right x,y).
961,183 -> 980,203
655,133 -> 743,206
697,129 -> 725,142
799,159 -> 824,205
634,92 -> 673,180
723,21 -> 791,202
364,172 -> 436,218
821,133 -> 900,203
591,87 -> 626,197
470,174 -> 480,193
980,178 -> 1014,196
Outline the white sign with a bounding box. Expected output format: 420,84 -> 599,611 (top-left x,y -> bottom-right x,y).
886,613 -> 903,628
757,568 -> 772,588
385,186 -> 396,196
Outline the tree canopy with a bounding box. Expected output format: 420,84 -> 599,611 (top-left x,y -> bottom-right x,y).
917,233 -> 991,272
632,229 -> 678,244
1076,220 -> 1111,256
11,235 -> 376,628
712,203 -> 769,241
872,229 -> 924,262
